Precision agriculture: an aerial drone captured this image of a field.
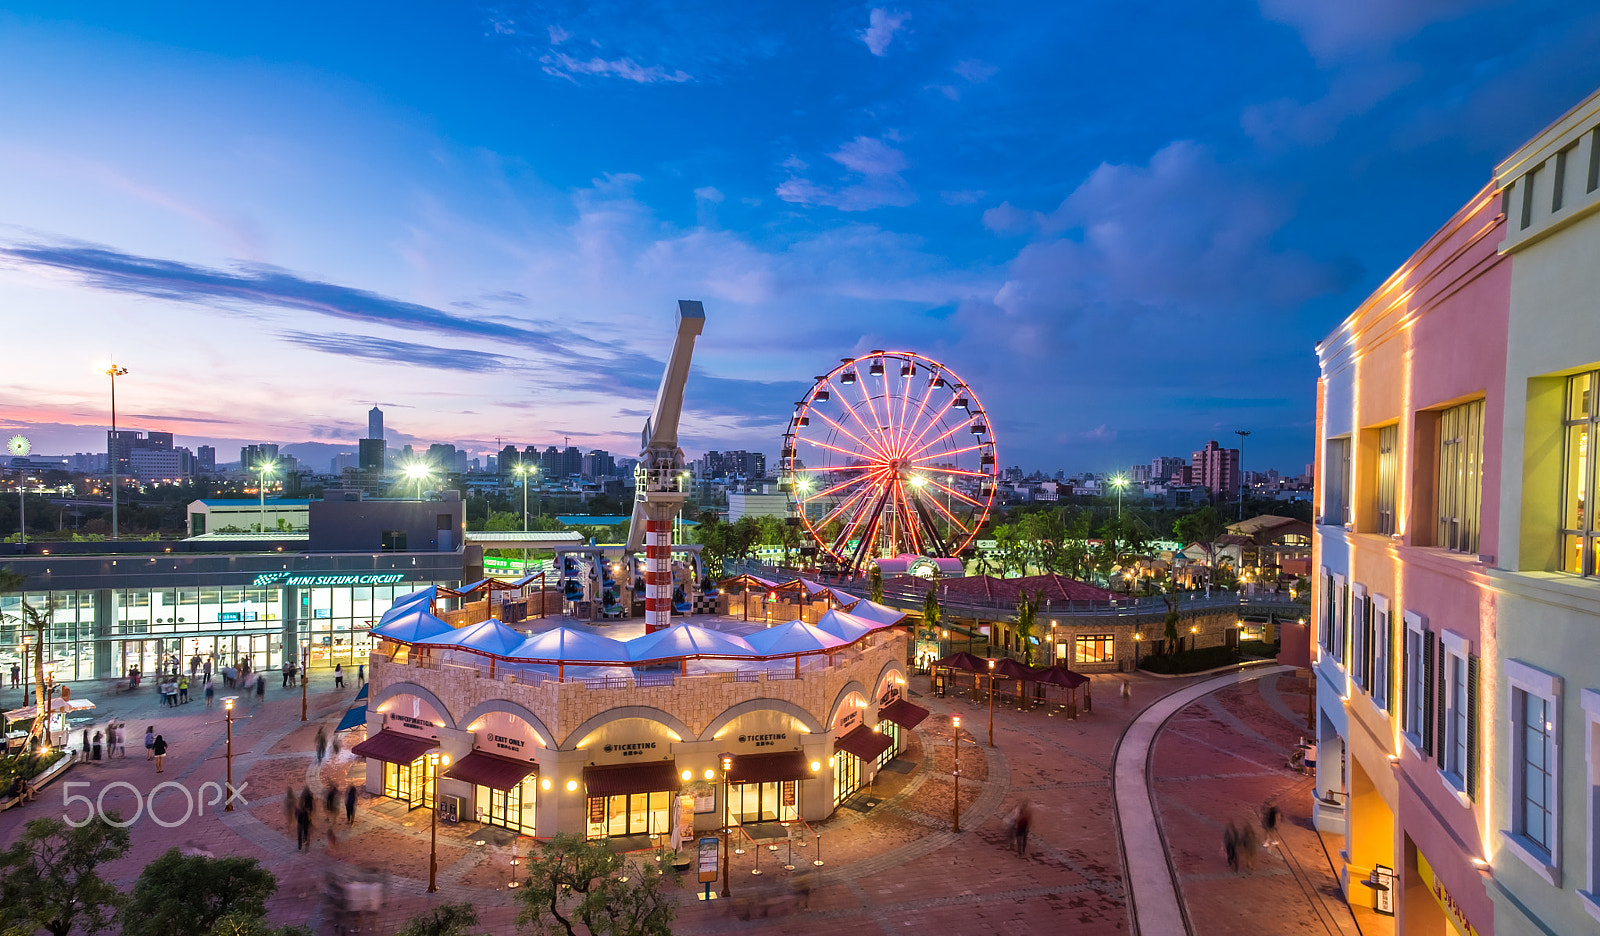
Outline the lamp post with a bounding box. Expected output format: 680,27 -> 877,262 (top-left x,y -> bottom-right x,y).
719,751 -> 733,898
1110,474 -> 1128,518
405,463 -> 433,500
515,462 -> 537,572
1133,632 -> 1143,670
255,462 -> 276,534
103,364 -> 128,539
1234,429 -> 1251,521
987,658 -> 996,747
300,647 -> 308,722
19,634 -> 29,701
427,750 -> 450,892
951,715 -> 962,832
223,697 -> 238,809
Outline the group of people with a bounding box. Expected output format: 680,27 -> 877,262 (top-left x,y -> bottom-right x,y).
286,782 -> 359,851
76,722 -> 131,761
1223,806 -> 1280,873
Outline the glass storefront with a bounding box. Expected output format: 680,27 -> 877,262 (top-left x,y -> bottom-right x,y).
729,780 -> 799,824
475,779 -> 538,834
876,722 -> 903,769
383,755 -> 434,810
1,581 -> 445,682
833,753 -> 861,808
586,792 -> 672,839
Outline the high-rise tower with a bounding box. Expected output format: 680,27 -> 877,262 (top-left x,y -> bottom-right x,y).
367,406 -> 383,441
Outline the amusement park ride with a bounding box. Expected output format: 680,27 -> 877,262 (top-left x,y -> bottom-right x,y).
783,351 -> 996,576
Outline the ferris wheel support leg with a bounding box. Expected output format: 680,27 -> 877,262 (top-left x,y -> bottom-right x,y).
642,504 -> 679,634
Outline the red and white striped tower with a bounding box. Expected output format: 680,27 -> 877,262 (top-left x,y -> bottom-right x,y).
643,511 -> 676,633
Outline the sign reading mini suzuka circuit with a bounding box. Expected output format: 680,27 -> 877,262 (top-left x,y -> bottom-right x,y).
250,572 -> 409,588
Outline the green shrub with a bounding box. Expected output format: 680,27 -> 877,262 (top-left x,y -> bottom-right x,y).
1139,645 -> 1244,675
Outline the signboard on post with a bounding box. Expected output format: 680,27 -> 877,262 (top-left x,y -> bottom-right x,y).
697,836 -> 719,883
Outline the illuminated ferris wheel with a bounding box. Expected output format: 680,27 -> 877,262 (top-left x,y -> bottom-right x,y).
782,351 -> 996,574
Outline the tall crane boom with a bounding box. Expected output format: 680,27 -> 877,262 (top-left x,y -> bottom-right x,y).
625,300 -> 705,620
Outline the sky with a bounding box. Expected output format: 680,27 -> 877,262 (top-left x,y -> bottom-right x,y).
1,1 -> 1599,475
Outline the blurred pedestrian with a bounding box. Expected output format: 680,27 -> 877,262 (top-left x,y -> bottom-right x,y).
284,788 -> 296,832
255,674 -> 265,703
357,663 -> 365,685
179,675 -> 189,704
1262,804 -> 1281,847
1013,799 -> 1033,857
324,785 -> 338,815
301,784 -> 315,818
296,806 -> 311,850
205,681 -> 215,708
203,658 -> 212,682
1239,822 -> 1260,872
345,784 -> 357,826
9,662 -> 18,687
334,664 -> 344,688
315,725 -> 328,764
1223,822 -> 1239,873
153,734 -> 167,773
145,725 -> 155,760
92,731 -> 102,761
1121,680 -> 1131,704
283,661 -> 293,688
80,730 -> 91,763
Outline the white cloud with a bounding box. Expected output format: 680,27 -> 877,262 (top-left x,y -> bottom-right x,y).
539,52 -> 692,84
694,186 -> 725,203
547,25 -> 571,45
1257,0 -> 1500,62
954,59 -> 998,82
859,9 -> 910,57
777,136 -> 915,211
940,189 -> 985,205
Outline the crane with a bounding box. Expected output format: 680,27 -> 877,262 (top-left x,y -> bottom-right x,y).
626,300 -> 705,632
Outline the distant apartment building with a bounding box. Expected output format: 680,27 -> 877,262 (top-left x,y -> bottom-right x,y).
358,438 -> 385,472
1150,455 -> 1187,484
197,445 -> 216,473
701,449 -> 767,480
240,443 -> 280,471
107,430 -> 191,481
582,449 -> 616,479
1190,440 -> 1239,502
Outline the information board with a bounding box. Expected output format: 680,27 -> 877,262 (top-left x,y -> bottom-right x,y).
697,836 -> 719,883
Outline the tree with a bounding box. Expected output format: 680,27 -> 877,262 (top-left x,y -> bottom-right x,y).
0,816 -> 130,936
1162,587 -> 1183,657
1172,507 -> 1228,589
1014,589 -> 1041,665
920,585 -> 941,640
0,566 -> 54,744
514,834 -> 678,936
868,563 -> 883,603
119,849 -> 279,936
395,903 -> 485,936
210,914 -> 313,936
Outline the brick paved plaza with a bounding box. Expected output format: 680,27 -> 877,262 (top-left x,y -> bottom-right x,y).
1,664 -> 1368,934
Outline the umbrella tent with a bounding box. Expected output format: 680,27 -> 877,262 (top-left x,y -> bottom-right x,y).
370,606 -> 454,644
510,627 -> 632,665
5,697 -> 96,722
1029,665 -> 1089,688
418,618 -> 527,657
812,609 -> 880,644
991,658 -> 1032,680
626,623 -> 757,663
933,651 -> 990,672
744,620 -> 850,657
846,600 -> 907,626
377,587 -> 436,624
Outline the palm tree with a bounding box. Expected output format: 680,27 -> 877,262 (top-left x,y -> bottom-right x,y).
1014,589 -> 1041,665
868,564 -> 884,603
1162,585 -> 1182,656
920,585 -> 941,642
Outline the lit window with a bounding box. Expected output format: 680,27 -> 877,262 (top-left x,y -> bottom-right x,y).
1324,437 -> 1351,524
1438,632 -> 1478,800
1375,425 -> 1398,535
1436,399 -> 1484,554
1505,659 -> 1562,884
1401,612 -> 1428,753
1074,635 -> 1113,664
1371,595 -> 1391,711
1562,371 -> 1598,575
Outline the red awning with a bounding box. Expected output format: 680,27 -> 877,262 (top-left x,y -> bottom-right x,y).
444,751 -> 539,791
878,698 -> 929,729
729,750 -> 813,784
583,762 -> 681,798
349,730 -> 437,765
834,725 -> 893,762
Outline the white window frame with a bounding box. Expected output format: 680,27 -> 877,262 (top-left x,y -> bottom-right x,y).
1402,611 -> 1427,754
1318,566 -> 1333,656
1580,688 -> 1600,923
1504,658 -> 1563,886
1332,573 -> 1347,666
1439,630 -> 1471,799
1350,584 -> 1368,689
1372,595 -> 1391,712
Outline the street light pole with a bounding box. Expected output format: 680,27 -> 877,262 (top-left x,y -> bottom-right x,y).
104,365 -> 128,540
256,462 -> 275,533
301,647 -> 308,722
1234,429 -> 1251,521
519,463 -> 530,571
987,658 -> 996,747
223,697 -> 237,809
427,751 -> 449,892
951,715 -> 962,832
719,752 -> 733,898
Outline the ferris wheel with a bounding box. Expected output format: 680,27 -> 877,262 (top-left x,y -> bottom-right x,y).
783,351 -> 997,574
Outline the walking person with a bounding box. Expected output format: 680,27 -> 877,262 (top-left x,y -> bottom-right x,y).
255,673 -> 265,704
315,725 -> 328,764
145,725 -> 155,760
1238,822 -> 1260,872
92,730 -> 103,761
115,723 -> 126,758
203,658 -> 212,683
345,784 -> 357,826
334,664 -> 344,688
1223,822 -> 1239,873
282,660 -> 293,688
152,734 -> 167,773
1013,799 -> 1033,857
324,785 -> 338,815
9,662 -> 18,688
1262,804 -> 1281,847
178,675 -> 189,704
205,680 -> 215,708
1121,679 -> 1131,704
80,729 -> 91,763
295,805 -> 311,850
357,663 -> 365,685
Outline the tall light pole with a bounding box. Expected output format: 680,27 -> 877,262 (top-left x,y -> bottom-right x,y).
1234,430 -> 1251,521
405,463 -> 433,500
427,751 -> 449,892
255,461 -> 276,533
987,658 -> 996,747
300,645 -> 308,722
719,751 -> 734,898
222,697 -> 238,809
516,462 -> 537,571
951,715 -> 962,832
1110,474 -> 1128,519
103,365 -> 128,539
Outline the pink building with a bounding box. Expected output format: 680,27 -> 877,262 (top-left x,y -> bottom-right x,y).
1313,179 -> 1509,934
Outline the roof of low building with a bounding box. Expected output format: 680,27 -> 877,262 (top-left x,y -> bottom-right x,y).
895,573 -> 1116,603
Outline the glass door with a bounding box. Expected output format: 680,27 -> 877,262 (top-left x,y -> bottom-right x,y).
474,779 -> 537,834
834,754 -> 860,808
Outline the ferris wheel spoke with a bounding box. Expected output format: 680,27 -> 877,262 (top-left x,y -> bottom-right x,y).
815,479 -> 879,530
834,481 -> 889,557
898,396 -> 959,460
846,372 -> 891,458
810,471 -> 875,501
896,483 -> 928,555
811,408 -> 890,462
894,368 -> 943,456
902,420 -> 971,463
907,494 -> 949,556
906,447 -> 987,466
913,485 -> 973,536
891,366 -> 916,456
924,476 -> 984,508
825,382 -> 895,461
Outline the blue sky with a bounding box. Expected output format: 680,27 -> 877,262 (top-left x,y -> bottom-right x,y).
2,1 -> 1599,474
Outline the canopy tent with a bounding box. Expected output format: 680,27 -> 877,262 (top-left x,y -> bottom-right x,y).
335,704 -> 368,732
719,573 -> 783,591
743,620 -> 850,657
370,606 -> 454,644
829,589 -> 863,607
834,724 -> 893,762
377,587 -> 436,624
933,651 -> 990,673
439,578 -> 524,600
877,698 -> 930,729
5,697 -> 96,722
444,751 -> 538,790
626,623 -> 757,662
510,627 -> 631,665
1030,665 -> 1089,688
418,618 -> 527,657
991,658 -> 1032,680
842,600 -> 906,626
771,578 -> 833,600
812,609 -> 880,644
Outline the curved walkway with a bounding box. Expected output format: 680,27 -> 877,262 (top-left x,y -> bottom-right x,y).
1113,664 -> 1291,936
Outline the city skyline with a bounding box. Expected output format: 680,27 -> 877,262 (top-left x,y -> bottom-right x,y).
2,3 -> 1599,473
